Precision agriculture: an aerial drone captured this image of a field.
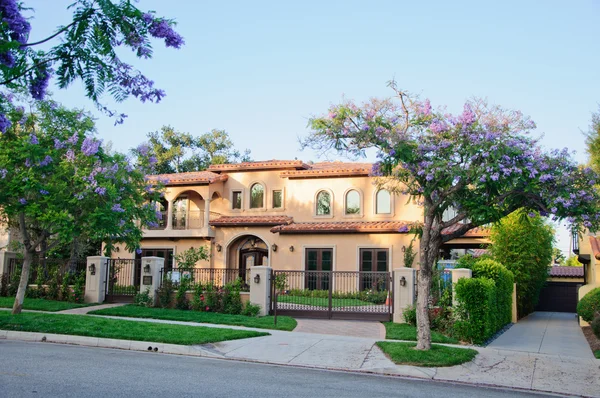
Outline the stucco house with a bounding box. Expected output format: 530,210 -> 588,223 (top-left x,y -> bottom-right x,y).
110,160 -> 488,280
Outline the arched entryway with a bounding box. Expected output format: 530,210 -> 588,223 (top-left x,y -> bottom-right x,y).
226,235 -> 269,285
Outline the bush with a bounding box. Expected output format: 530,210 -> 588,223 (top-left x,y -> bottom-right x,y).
71,272 -> 85,303
8,268 -> 21,296
46,268 -> 61,301
453,277 -> 496,344
175,276 -> 191,310
591,314 -> 600,339
157,279 -> 175,308
222,279 -> 243,315
403,305 -> 417,326
0,274 -> 8,297
242,303 -> 261,317
60,271 -> 73,301
134,288 -> 154,308
577,287 -> 600,323
470,259 -> 514,328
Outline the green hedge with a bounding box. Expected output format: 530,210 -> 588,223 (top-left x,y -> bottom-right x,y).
577,287 -> 600,323
453,259 -> 514,345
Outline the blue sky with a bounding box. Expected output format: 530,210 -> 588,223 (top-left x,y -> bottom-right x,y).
27,0 -> 600,254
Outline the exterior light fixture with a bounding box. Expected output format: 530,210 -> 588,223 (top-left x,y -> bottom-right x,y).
216,244 -> 222,252
400,276 -> 406,287
272,244 -> 278,252
289,245 -> 294,252
88,263 -> 96,275
401,246 -> 406,253
254,274 -> 261,284
144,263 -> 151,274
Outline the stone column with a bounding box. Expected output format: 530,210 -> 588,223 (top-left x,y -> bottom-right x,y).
204,198 -> 212,228
140,256 -> 164,306
249,266 -> 271,316
0,251 -> 16,281
451,268 -> 472,307
84,256 -> 109,304
166,199 -> 174,230
393,267 -> 416,323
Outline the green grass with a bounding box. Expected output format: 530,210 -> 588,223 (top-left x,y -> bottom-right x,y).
89,305 -> 298,331
377,341 -> 478,367
277,295 -> 375,307
595,350 -> 600,359
0,312 -> 268,345
0,297 -> 97,312
383,322 -> 458,344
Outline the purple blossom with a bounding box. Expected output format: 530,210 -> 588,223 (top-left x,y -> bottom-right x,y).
119,219 -> 126,227
18,198 -> 26,205
527,212 -> 536,218
148,18 -> 185,48
29,65 -> 51,100
25,158 -> 32,167
30,134 -> 38,145
148,155 -> 158,165
490,173 -> 499,181
418,99 -> 432,116
39,189 -> 49,195
67,133 -> 79,145
0,169 -> 6,178
54,139 -> 65,149
112,203 -> 125,212
147,221 -> 159,228
429,119 -> 448,134
0,1 -> 31,44
142,13 -> 154,24
0,113 -> 11,133
38,155 -> 53,166
398,225 -> 409,233
136,248 -> 143,255
458,103 -> 476,126
155,211 -> 163,220
137,143 -> 150,157
0,51 -> 15,67
65,149 -> 75,162
94,187 -> 106,195
81,137 -> 101,156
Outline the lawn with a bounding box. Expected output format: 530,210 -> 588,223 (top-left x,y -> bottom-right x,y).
377,341 -> 478,367
0,312 -> 268,345
277,295 -> 375,308
383,322 -> 458,344
0,297 -> 97,312
89,305 -> 297,331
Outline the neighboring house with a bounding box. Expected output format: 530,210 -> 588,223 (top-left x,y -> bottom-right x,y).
536,266 -> 585,313
574,234 -> 600,322
111,160 -> 489,279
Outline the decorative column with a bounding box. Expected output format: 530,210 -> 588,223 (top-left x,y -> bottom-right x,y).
84,256 -> 109,304
0,251 -> 16,281
451,268 -> 472,307
393,267 -> 416,323
249,266 -> 271,316
140,256 -> 164,306
204,198 -> 212,228
166,199 -> 174,230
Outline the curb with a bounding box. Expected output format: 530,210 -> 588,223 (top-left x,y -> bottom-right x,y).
0,331 -> 581,397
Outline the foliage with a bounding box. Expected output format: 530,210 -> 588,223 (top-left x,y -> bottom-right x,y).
274,273 -> 287,292
285,288 -> 388,304
60,271 -> 73,301
34,264 -> 46,299
0,1 -> 184,124
70,272 -> 85,303
8,267 -> 20,296
303,82 -> 600,350
577,287 -> 600,323
46,268 -> 60,301
553,248 -> 566,265
585,106 -> 600,174
222,279 -> 243,315
453,277 -> 497,344
134,288 -> 154,308
0,312 -> 268,346
157,279 -> 175,309
565,255 -> 582,267
0,297 -> 92,311
0,273 -> 8,297
174,246 -> 209,272
490,209 -> 553,318
592,315 -> 600,340
376,342 -> 478,367
242,303 -> 261,317
174,275 -> 191,310
403,238 -> 417,268
403,305 -> 417,326
469,259 -> 514,327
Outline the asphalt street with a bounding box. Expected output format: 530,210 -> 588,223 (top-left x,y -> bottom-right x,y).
0,340 -> 552,398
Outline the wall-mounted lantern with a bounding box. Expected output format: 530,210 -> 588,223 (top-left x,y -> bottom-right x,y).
289,245 -> 294,252
271,244 -> 278,252
254,274 -> 261,284
400,276 -> 406,287
144,263 -> 151,274
88,263 -> 96,275
401,245 -> 406,253
216,244 -> 222,252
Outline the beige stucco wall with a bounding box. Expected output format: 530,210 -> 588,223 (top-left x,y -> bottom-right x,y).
578,232 -> 598,285
111,240 -> 211,268
547,276 -> 584,283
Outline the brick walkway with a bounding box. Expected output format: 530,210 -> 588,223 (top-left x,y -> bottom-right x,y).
293,319 -> 386,339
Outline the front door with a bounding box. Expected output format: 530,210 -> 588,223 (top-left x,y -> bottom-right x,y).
305,248 -> 333,291
239,249 -> 268,284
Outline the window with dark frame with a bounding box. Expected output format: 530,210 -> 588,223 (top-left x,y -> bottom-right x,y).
359,248 -> 389,291
272,190 -> 283,209
305,248 -> 333,290
232,190 -> 242,209
316,190 -> 331,215
250,183 -> 264,208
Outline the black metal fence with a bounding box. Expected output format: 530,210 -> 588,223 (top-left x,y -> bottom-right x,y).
159,268 -> 250,292
272,270 -> 392,321
105,258 -> 141,298
5,258 -> 86,284
415,268 -> 453,306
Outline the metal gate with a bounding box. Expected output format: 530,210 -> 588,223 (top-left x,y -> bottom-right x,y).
271,270 -> 393,321
104,259 -> 142,303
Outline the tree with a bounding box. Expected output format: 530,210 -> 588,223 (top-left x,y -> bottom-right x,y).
489,210 -> 554,318
552,248 -> 566,265
0,1 -> 184,125
585,106 -> 600,174
304,82 -> 600,350
134,126 -> 251,173
565,255 -> 582,267
0,99 -> 164,314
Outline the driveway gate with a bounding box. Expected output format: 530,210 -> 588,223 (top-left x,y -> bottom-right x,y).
271,270 -> 393,321
104,259 -> 142,303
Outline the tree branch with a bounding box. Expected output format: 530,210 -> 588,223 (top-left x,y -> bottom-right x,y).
440,212 -> 468,229
0,56 -> 60,86
20,21 -> 78,48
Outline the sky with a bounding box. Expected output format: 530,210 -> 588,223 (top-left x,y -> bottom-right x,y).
26,0 -> 600,255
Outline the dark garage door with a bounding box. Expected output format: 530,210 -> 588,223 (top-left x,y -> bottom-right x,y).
535,282 -> 581,312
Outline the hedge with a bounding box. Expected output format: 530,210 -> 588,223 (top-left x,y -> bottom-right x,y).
469,259 -> 514,328
577,287 -> 600,323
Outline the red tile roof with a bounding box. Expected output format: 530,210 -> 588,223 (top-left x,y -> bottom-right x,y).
209,215 -> 293,227
590,236 -> 600,260
280,161 -> 373,179
441,224 -> 490,237
146,171 -> 227,185
549,266 -> 584,278
208,160 -> 310,172
270,221 -> 413,234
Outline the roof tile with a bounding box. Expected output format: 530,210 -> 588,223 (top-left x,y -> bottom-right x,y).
210,215 -> 293,227
271,221 -> 412,234
208,160 -> 310,172
146,171 -> 227,185
549,266 -> 584,278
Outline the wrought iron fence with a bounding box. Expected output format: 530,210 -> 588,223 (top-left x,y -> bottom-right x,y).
415,268 -> 453,306
106,258 -> 141,296
5,258 -> 86,284
160,267 -> 250,292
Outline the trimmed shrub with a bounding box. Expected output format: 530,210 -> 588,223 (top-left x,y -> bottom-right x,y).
591,315 -> 600,339
403,305 -> 417,326
453,277 -> 496,344
134,288 -> 154,307
577,287 -> 600,323
470,259 -> 514,328
157,279 -> 175,308
242,303 -> 261,317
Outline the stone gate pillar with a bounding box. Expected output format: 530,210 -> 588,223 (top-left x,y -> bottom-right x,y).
85,256 -> 109,304
393,267 -> 416,323
140,256 -> 164,306
249,266 -> 272,316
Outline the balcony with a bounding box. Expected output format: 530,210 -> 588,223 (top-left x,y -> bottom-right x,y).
143,210 -> 216,238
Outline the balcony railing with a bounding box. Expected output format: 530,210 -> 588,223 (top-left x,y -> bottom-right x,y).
172,210 -> 203,230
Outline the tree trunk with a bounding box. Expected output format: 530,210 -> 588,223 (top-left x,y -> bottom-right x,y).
12,249 -> 34,315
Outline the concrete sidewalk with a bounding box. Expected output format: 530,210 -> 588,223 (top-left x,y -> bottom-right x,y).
2,311 -> 599,397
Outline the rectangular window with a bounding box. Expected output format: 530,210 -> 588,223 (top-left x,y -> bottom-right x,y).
305,248 -> 333,290
359,248 -> 389,291
232,191 -> 242,209
137,248 -> 174,272
272,190 -> 282,208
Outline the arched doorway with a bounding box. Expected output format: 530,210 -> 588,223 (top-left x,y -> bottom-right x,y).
227,235 -> 269,285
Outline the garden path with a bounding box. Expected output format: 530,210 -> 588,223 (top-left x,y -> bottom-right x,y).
293,319 -> 386,339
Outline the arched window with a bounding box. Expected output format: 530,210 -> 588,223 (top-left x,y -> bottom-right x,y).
376,189 -> 391,214
345,190 -> 360,215
250,183 -> 264,208
316,190 -> 331,215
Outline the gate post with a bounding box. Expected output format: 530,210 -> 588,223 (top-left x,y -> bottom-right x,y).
393,267 -> 416,323
0,251 -> 16,281
140,256 -> 164,306
451,268 -> 472,307
85,256 -> 109,304
249,266 -> 272,316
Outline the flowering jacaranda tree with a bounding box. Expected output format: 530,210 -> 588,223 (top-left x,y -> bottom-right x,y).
304,82 -> 600,350
0,100 -> 165,314
0,0 -> 184,126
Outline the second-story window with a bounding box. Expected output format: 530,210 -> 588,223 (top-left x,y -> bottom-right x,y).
272,190 -> 283,209
316,190 -> 331,215
376,189 -> 391,214
345,190 -> 360,215
250,183 -> 264,208
232,190 -> 242,210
